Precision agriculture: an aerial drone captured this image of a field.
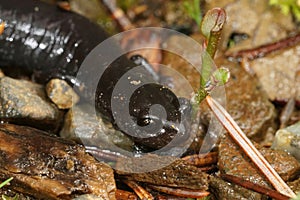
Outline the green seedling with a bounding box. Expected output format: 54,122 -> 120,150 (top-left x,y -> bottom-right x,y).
196,8 -> 229,104
197,8 -> 295,199
269,0 -> 300,21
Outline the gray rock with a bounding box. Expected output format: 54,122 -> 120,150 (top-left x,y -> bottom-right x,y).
46,78 -> 79,109
272,121 -> 300,161
209,175 -> 266,200
250,44 -> 300,104
216,59 -> 277,142
60,104 -> 134,152
0,76 -> 62,132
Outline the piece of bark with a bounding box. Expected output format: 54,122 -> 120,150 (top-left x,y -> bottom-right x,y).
0,124 -> 116,200
116,154 -> 208,190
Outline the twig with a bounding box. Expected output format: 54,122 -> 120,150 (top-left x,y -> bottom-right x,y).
116,189 -> 138,200
206,95 -> 296,198
85,146 -> 127,162
181,152 -> 218,167
100,0 -> 135,31
221,174 -> 290,200
280,98 -> 295,129
123,180 -> 154,200
198,165 -> 218,172
226,33 -> 300,61
148,185 -> 210,198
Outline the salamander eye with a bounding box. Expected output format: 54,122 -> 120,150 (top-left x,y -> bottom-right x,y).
137,116 -> 152,126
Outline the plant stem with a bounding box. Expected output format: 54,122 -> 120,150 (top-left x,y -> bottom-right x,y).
197,8 -> 226,104
0,177 -> 13,189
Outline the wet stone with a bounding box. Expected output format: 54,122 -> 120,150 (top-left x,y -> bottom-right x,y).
60,103 -> 134,153
218,136 -> 300,188
250,44 -> 300,104
0,124 -> 116,200
0,76 -> 63,132
46,78 -> 79,109
209,175 -> 266,200
218,59 -> 277,142
272,121 -> 300,161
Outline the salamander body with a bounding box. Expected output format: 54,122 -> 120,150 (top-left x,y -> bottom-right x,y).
0,0 -> 188,150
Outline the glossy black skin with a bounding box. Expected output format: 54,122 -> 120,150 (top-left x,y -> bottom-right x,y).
0,0 -> 109,82
0,0 -> 185,149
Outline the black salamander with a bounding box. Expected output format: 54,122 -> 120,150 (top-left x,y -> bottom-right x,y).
0,0 -> 190,150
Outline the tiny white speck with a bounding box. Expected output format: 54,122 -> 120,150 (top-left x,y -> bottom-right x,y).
130,80 -> 141,85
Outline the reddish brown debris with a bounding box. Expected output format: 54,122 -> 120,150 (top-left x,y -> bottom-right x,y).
123,180 -> 154,200
182,152 -> 218,167
115,189 -> 138,200
226,33 -> 300,61
221,174 -> 290,200
57,1 -> 71,11
148,185 -> 210,198
100,0 -> 134,31
198,165 -> 218,172
155,195 -> 187,200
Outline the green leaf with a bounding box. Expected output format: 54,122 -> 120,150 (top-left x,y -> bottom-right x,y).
200,8 -> 226,39
201,8 -> 226,58
211,67 -> 230,86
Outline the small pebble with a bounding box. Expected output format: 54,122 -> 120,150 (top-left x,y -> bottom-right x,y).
46,78 -> 79,109
272,121 -> 300,161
